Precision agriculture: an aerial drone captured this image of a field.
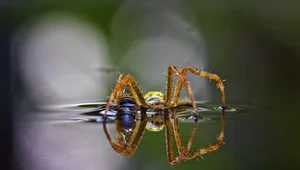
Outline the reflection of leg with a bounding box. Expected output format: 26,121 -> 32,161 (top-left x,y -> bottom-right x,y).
103,74 -> 127,154
124,108 -> 148,155
165,107 -> 195,165
169,108 -> 226,165
123,115 -> 141,148
106,108 -> 147,156
163,109 -> 175,164
115,115 -> 125,147
170,108 -> 185,154
187,108 -> 225,159
115,75 -> 126,146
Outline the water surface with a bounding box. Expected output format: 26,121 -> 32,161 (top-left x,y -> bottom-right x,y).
14,102 -> 253,170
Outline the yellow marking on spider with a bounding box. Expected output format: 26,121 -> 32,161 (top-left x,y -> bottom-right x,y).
144,91 -> 164,100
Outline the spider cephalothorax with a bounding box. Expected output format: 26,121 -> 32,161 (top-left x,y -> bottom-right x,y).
103,65 -> 226,165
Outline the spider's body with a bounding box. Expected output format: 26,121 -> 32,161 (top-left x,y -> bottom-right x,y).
103,65 -> 226,165
105,91 -> 190,132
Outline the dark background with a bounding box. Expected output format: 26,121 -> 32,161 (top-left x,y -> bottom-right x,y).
2,0 -> 300,170
0,6 -> 12,169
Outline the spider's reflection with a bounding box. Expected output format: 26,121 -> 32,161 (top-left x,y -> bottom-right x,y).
105,95 -> 225,164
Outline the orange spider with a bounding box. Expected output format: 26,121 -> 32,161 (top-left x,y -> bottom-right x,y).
102,65 -> 226,165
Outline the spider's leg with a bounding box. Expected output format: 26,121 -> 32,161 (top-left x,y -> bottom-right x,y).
159,65 -> 198,164
126,76 -> 164,109
125,84 -> 163,108
126,83 -> 142,106
172,65 -> 226,110
115,83 -> 143,148
121,76 -> 155,154
115,90 -> 123,107
171,65 -> 226,147
176,100 -> 192,107
177,66 -> 226,151
171,68 -> 188,105
125,75 -> 149,108
103,73 -> 129,154
119,75 -> 150,155
164,65 -> 175,107
114,77 -> 144,147
170,65 -> 226,162
169,65 -> 198,121
164,65 -> 192,108
164,66 -> 193,158
104,74 -> 147,122
187,107 -> 225,160
103,74 -> 150,156
180,66 -> 226,107
169,65 -> 199,152
115,73 -> 126,104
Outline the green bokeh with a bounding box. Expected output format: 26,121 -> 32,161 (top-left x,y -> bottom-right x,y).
10,0 -> 300,169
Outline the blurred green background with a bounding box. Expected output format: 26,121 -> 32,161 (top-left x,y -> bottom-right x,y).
10,0 -> 300,170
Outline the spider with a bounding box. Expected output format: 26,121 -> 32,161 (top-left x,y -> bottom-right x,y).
102,65 -> 226,165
